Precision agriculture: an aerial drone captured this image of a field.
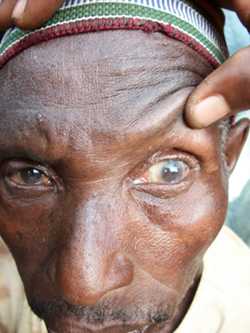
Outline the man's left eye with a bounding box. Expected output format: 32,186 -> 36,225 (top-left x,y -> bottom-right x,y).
136,159 -> 190,185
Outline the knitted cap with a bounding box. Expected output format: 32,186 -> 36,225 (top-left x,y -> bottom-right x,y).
0,0 -> 227,69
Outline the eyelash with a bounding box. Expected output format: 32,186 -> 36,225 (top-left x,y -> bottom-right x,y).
149,150 -> 199,167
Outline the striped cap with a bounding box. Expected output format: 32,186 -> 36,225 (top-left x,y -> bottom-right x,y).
0,0 -> 227,69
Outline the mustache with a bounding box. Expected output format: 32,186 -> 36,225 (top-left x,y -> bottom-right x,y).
30,298 -> 171,328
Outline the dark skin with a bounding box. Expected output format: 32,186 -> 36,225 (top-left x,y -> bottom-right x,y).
1,0 -> 250,128
0,31 -> 248,333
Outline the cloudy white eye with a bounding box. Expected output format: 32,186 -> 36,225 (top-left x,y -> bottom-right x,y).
134,158 -> 191,186
147,159 -> 189,184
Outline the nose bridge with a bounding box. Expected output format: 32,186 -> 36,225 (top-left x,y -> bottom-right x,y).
56,191 -> 133,305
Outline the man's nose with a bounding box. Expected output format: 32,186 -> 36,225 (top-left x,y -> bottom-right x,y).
55,195 -> 134,306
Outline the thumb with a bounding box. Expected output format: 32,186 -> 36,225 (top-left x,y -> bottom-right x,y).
185,47 -> 250,128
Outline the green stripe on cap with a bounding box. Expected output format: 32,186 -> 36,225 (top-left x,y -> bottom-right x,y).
0,0 -> 227,68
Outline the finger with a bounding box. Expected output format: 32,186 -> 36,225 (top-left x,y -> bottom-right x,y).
0,0 -> 16,31
214,0 -> 250,30
12,0 -> 64,30
185,47 -> 250,128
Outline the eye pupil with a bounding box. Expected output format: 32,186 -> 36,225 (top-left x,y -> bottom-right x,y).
161,160 -> 181,183
162,160 -> 180,178
20,168 -> 43,185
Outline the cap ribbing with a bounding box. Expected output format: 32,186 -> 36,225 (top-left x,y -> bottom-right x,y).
0,0 -> 227,69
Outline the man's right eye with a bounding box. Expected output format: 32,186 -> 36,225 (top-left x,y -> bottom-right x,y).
2,160 -> 55,190
7,167 -> 52,187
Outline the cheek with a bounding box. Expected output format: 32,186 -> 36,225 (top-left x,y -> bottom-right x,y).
127,173 -> 227,290
173,175 -> 227,245
0,195 -> 59,276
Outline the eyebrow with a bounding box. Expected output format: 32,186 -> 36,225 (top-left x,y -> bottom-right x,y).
0,110 -> 61,164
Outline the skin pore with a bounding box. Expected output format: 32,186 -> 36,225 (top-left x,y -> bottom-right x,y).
0,31 -> 248,333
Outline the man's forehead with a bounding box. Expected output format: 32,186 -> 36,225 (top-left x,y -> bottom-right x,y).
0,31 -> 212,132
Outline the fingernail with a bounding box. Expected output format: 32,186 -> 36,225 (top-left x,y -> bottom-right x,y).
12,0 -> 27,20
0,0 -> 3,6
190,95 -> 231,128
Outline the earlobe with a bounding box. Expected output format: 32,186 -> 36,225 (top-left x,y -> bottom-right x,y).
225,118 -> 250,174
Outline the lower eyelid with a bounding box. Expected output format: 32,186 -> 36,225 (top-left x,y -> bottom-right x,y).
5,177 -> 50,189
132,181 -> 192,199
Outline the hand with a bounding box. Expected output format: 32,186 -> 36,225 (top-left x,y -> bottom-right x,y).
186,0 -> 250,128
0,0 -> 63,31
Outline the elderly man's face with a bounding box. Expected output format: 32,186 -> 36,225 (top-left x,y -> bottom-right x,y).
0,31 -> 247,333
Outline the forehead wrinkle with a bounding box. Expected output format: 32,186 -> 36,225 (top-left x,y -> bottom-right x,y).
0,31 -> 212,109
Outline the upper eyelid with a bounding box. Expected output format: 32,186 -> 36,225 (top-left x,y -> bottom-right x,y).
146,151 -> 200,171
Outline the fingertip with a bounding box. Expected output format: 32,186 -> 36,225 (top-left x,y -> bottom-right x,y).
185,95 -> 231,129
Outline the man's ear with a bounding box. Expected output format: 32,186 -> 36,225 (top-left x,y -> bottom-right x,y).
225,118 -> 250,174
